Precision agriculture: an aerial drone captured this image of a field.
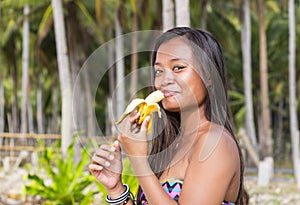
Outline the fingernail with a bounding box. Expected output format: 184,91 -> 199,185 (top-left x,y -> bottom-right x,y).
105,161 -> 111,167
114,140 -> 119,146
110,147 -> 116,152
145,116 -> 150,122
97,165 -> 103,170
109,155 -> 114,160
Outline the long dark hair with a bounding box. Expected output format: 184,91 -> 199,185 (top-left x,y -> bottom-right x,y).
136,27 -> 248,205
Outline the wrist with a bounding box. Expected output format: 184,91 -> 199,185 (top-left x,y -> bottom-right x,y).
107,182 -> 125,199
106,184 -> 131,205
128,156 -> 152,176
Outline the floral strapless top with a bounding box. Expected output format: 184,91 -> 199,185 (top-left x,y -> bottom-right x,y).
139,178 -> 235,205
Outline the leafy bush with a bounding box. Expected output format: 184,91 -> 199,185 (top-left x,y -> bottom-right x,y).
25,139 -> 96,205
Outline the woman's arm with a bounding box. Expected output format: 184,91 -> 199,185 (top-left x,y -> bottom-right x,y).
89,141 -> 132,203
118,112 -> 177,205
178,126 -> 240,205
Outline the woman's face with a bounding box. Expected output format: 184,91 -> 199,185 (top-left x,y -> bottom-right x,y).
154,37 -> 207,112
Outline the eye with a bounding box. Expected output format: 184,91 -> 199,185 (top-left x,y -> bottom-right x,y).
173,65 -> 185,72
154,69 -> 163,76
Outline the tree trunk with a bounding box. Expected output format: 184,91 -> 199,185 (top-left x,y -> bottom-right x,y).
7,113 -> 12,133
130,10 -> 138,98
115,10 -> 125,121
274,99 -> 284,161
0,83 -> 4,145
51,0 -> 73,156
83,69 -> 96,137
241,0 -> 258,150
51,85 -> 58,133
108,34 -> 115,137
257,0 -> 272,158
162,0 -> 174,31
66,4 -> 83,136
108,29 -> 115,98
175,0 -> 190,27
21,4 -> 30,134
27,98 -> 34,133
11,38 -> 19,133
37,76 -> 44,134
288,0 -> 300,188
200,0 -> 208,30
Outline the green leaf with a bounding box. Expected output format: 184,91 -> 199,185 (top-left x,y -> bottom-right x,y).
2,19 -> 16,46
130,0 -> 137,14
79,191 -> 94,205
24,137 -> 96,204
75,0 -> 104,42
37,4 -> 53,45
27,174 -> 46,187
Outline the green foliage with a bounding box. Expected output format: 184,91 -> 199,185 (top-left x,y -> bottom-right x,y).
25,139 -> 96,205
229,90 -> 245,128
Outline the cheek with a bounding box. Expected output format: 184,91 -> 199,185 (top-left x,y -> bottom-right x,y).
184,76 -> 207,100
154,78 -> 161,89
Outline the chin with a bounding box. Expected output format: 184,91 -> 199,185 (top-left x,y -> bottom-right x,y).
162,102 -> 180,112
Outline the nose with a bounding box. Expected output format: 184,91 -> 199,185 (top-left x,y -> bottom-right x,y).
161,70 -> 175,87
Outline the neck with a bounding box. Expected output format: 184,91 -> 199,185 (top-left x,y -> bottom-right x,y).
180,106 -> 209,135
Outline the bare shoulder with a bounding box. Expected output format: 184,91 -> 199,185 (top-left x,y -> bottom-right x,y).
191,123 -> 240,167
180,124 -> 241,203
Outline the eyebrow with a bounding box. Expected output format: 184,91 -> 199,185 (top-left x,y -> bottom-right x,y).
154,58 -> 186,66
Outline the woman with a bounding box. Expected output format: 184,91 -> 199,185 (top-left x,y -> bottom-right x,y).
89,27 -> 248,205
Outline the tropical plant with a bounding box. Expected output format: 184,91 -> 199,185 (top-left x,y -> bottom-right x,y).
25,139 -> 96,205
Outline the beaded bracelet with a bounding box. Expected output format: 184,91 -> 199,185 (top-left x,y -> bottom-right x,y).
106,184 -> 130,205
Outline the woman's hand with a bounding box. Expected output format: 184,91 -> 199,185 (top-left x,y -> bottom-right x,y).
117,110 -> 151,158
89,141 -> 123,193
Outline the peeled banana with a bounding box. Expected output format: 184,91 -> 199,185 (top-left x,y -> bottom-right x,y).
115,90 -> 165,133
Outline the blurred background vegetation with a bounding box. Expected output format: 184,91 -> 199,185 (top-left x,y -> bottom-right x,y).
0,0 -> 300,185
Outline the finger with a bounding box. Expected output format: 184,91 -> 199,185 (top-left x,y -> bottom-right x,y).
129,111 -> 140,123
89,163 -> 103,171
113,140 -> 121,152
92,154 -> 112,167
119,116 -> 133,136
132,126 -> 141,134
112,140 -> 122,161
98,144 -> 116,152
140,115 -> 151,136
94,148 -> 115,161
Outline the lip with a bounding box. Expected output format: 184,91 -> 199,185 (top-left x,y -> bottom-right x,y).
162,90 -> 176,97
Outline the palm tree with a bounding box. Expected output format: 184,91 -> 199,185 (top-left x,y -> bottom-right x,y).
163,0 -> 174,31
257,0 -> 272,158
288,0 -> 300,188
21,4 -> 30,134
200,0 -> 208,30
115,7 -> 125,121
130,0 -> 139,98
51,0 -> 73,156
240,0 -> 258,152
0,83 -> 4,145
175,0 -> 190,27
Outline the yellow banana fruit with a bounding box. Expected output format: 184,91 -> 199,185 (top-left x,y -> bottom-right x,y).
115,90 -> 165,133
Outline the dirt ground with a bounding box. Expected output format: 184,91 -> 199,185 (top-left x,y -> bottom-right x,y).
1,168 -> 300,205
245,179 -> 300,205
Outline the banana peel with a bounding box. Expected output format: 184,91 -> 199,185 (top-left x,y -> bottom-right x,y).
115,90 -> 165,133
